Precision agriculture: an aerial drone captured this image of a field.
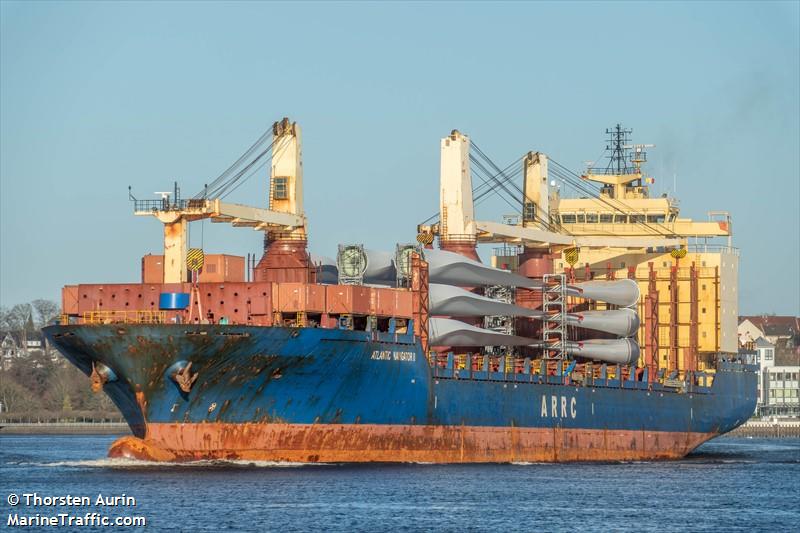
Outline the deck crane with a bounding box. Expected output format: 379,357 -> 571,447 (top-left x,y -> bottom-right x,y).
418,129 -> 730,257
130,118 -> 306,284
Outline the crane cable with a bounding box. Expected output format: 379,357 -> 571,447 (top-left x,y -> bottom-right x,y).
471,142 -> 525,197
418,155 -> 524,226
194,126 -> 274,199
472,157 -> 524,204
205,135 -> 280,200
469,155 -> 521,211
471,142 -> 562,233
219,142 -> 282,200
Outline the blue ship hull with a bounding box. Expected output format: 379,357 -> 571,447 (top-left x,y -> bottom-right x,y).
44,324 -> 757,462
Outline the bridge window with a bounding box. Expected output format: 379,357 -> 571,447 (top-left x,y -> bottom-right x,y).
646,214 -> 666,223
614,214 -> 628,223
586,213 -> 598,223
576,214 -> 586,223
561,214 -> 576,224
599,214 -> 613,223
631,214 -> 645,223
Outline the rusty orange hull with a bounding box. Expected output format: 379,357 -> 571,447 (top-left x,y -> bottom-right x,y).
108,423 -> 717,463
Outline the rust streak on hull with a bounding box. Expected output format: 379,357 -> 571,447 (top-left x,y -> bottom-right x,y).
108,423 -> 716,463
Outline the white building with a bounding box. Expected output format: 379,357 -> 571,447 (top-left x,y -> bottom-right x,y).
753,337 -> 776,408
1,333 -> 23,370
0,332 -> 55,369
760,365 -> 800,417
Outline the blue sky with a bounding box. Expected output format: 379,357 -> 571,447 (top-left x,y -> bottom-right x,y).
1,1 -> 798,315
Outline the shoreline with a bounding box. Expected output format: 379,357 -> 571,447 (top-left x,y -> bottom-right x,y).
728,420 -> 800,438
0,422 -> 130,435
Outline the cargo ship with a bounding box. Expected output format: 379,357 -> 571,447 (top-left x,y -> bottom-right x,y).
44,120 -> 756,462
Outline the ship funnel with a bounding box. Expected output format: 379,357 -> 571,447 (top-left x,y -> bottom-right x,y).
564,338 -> 640,365
568,279 -> 640,308
429,317 -> 536,347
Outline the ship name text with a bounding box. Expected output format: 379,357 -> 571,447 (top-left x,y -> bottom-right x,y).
371,350 -> 416,362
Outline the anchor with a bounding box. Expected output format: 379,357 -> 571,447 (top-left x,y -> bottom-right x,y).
172,361 -> 198,393
89,362 -> 117,393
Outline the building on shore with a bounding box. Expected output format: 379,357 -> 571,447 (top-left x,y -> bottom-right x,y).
760,366 -> 800,417
753,337 -> 775,408
738,315 -> 799,418
738,315 -> 799,354
1,332 -> 57,370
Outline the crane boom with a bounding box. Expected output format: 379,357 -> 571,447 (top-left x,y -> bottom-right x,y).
473,220 -> 682,249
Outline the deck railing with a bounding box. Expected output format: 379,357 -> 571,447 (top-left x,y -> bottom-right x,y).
81,310 -> 167,325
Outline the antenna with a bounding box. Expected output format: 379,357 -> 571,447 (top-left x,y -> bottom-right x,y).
623,143 -> 656,172
604,124 -> 633,174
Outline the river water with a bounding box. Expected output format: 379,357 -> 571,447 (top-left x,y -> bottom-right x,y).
1,434 -> 798,532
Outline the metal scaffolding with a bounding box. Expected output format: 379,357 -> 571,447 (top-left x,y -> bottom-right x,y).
542,273 -> 568,360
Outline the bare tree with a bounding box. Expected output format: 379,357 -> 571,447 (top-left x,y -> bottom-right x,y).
0,307 -> 9,334
32,300 -> 60,328
6,304 -> 32,333
0,374 -> 42,413
45,369 -> 75,412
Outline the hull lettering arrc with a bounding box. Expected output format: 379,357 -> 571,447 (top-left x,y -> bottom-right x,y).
541,395 -> 577,419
